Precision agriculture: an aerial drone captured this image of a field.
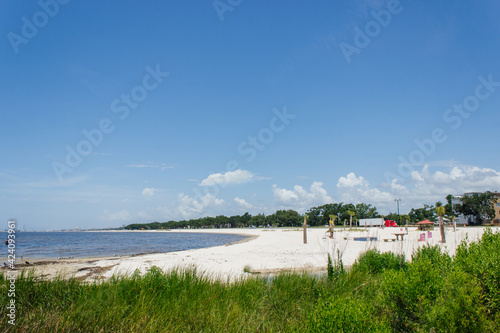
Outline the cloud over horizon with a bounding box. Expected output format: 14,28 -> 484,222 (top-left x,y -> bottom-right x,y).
273,181 -> 333,212
234,197 -> 253,209
336,164 -> 500,213
176,193 -> 225,219
200,169 -> 255,186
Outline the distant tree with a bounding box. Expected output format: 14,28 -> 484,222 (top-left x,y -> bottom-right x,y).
279,209 -> 302,227
249,214 -> 266,227
265,210 -> 302,227
340,203 -> 355,224
383,212 -> 400,224
355,203 -> 380,219
454,192 -> 496,225
445,194 -> 455,217
408,204 -> 436,223
240,212 -> 252,226
306,203 -> 345,226
215,215 -> 230,228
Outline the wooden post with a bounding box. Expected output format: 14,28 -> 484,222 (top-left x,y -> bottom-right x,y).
439,215 -> 446,243
303,215 -> 307,244
436,206 -> 446,243
328,215 -> 335,239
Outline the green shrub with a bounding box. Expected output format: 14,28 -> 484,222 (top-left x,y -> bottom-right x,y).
326,250 -> 345,281
423,267 -> 491,333
454,228 -> 500,316
308,293 -> 390,332
378,245 -> 452,332
327,253 -> 334,280
351,249 -> 406,275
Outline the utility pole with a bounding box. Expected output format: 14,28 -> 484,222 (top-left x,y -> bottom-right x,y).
395,199 -> 401,225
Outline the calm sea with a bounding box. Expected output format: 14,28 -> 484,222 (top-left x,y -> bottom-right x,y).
0,231 -> 247,261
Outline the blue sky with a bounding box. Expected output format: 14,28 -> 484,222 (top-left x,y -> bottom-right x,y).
1,0 -> 500,230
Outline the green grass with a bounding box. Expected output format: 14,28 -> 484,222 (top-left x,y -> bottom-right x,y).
2,229 -> 500,332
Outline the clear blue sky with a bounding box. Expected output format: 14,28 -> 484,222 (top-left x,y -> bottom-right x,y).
1,0 -> 499,230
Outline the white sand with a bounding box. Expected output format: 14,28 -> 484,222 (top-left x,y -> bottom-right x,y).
20,226 -> 497,281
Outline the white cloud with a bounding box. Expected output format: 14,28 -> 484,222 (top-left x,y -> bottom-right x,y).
234,197 -> 253,209
337,172 -> 393,204
128,161 -> 173,171
335,165 -> 500,214
176,193 -> 225,219
142,187 -> 157,199
337,172 -> 368,188
200,169 -> 254,186
273,181 -> 333,212
408,165 -> 500,197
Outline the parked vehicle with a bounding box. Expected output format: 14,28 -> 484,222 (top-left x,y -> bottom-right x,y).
385,219 -> 398,227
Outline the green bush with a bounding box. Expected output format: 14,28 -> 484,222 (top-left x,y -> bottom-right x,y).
351,249 -> 406,275
376,243 -> 499,332
423,267 -> 491,333
308,293 -> 390,332
454,228 -> 500,316
326,250 -> 345,281
378,245 -> 452,332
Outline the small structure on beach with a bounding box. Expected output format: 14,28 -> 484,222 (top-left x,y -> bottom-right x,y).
417,220 -> 434,231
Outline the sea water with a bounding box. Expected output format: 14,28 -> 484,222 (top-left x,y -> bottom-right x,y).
0,231 -> 247,261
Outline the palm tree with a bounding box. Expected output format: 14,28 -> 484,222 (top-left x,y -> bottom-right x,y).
436,206 -> 446,243
348,210 -> 356,230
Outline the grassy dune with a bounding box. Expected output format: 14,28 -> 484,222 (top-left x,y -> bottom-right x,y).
1,229 -> 500,332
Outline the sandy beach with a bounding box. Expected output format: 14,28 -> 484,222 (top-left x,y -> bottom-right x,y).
10,226 -> 497,282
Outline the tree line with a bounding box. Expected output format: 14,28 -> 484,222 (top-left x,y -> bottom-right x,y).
124,192 -> 497,230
